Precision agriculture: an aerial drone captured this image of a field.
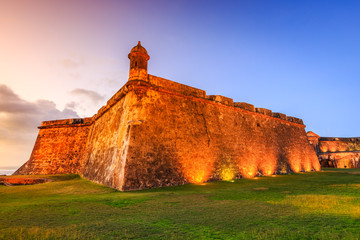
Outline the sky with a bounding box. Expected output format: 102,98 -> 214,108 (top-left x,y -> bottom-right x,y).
1,0 -> 360,168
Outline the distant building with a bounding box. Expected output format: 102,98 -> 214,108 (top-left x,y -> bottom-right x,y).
307,132 -> 360,168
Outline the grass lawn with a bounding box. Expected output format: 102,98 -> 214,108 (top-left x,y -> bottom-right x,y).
1,168 -> 360,239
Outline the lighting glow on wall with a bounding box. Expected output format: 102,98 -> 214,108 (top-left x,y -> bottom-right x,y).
180,153 -> 214,184
219,167 -> 235,181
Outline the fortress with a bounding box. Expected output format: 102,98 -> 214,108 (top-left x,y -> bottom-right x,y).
15,42 -> 320,191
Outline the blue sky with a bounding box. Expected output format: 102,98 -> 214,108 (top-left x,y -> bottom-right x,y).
1,0 -> 360,167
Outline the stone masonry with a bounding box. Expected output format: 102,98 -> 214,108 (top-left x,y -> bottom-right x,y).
307,131 -> 360,168
15,42 -> 321,190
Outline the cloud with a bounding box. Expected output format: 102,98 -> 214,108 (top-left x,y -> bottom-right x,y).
59,56 -> 85,69
65,101 -> 77,109
59,58 -> 80,68
0,84 -> 79,146
70,88 -> 104,104
69,73 -> 81,79
0,85 -> 38,113
66,88 -> 106,117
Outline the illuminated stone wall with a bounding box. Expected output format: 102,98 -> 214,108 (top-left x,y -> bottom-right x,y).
14,118 -> 91,175
307,134 -> 360,168
105,77 -> 319,190
15,41 -> 321,190
15,77 -> 320,190
318,138 -> 360,153
318,152 -> 360,168
80,84 -> 139,190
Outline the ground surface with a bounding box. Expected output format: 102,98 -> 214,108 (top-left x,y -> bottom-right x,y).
1,169 -> 360,239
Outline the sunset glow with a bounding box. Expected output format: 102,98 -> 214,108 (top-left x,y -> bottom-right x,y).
1,0 -> 360,171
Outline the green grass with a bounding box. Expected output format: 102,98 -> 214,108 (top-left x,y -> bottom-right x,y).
1,169 -> 360,239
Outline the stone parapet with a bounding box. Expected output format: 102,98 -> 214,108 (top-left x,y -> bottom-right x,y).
148,75 -> 206,98
256,108 -> 273,117
40,118 -> 92,128
273,112 -> 287,120
234,102 -> 255,112
320,137 -> 360,142
295,118 -> 304,124
206,95 -> 234,106
91,78 -> 305,127
286,116 -> 303,125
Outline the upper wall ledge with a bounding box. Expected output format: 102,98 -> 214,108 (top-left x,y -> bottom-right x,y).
146,75 -> 304,126
319,137 -> 360,142
39,118 -> 92,128
41,75 -> 304,127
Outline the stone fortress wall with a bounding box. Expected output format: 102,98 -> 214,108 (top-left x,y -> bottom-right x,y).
14,118 -> 92,175
15,42 -> 320,190
307,131 -> 360,168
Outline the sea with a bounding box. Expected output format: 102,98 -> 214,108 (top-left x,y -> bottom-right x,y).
0,168 -> 17,176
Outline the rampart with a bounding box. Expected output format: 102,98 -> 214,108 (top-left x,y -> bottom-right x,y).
14,118 -> 92,175
307,132 -> 360,168
15,42 -> 320,190
318,137 -> 360,153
